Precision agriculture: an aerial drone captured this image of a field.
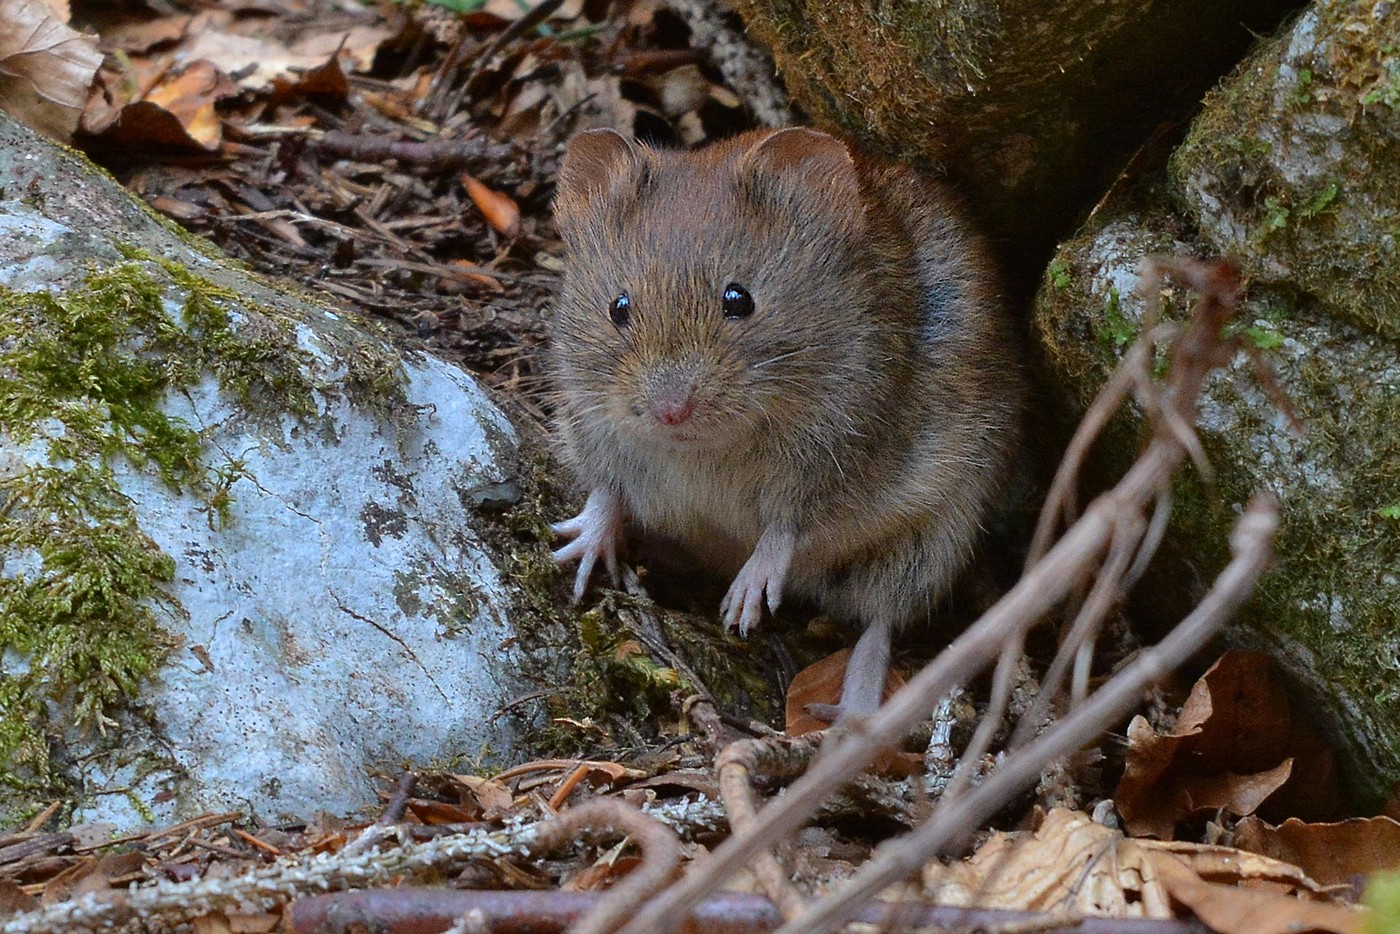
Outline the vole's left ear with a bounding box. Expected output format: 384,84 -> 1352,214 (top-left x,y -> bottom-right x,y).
554,129 -> 644,229
738,128 -> 862,216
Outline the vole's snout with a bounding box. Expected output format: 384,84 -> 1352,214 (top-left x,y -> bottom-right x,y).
643,365 -> 700,426
648,382 -> 696,425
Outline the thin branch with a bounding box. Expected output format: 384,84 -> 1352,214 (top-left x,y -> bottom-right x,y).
535,799 -> 681,934
778,493 -> 1277,934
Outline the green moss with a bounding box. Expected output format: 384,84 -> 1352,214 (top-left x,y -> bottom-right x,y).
0,254 -> 405,793
1093,286 -> 1136,350
1365,868 -> 1400,934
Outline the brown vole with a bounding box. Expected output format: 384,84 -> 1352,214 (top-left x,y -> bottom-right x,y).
549,127 -> 1023,720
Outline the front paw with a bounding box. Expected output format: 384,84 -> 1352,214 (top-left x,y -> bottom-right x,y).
551,489 -> 623,603
719,526 -> 795,638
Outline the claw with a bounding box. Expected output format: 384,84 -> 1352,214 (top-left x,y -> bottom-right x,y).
720,526 -> 795,638
550,489 -> 623,603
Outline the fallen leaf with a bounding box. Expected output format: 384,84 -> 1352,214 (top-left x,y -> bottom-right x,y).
178,14 -> 389,93
101,15 -> 193,55
462,174 -> 521,237
143,61 -> 237,149
924,807 -> 1365,932
1235,815 -> 1400,887
0,880 -> 38,919
784,649 -> 904,737
1152,850 -> 1364,934
924,808 -> 1176,917
563,855 -> 644,892
41,850 -> 146,905
0,0 -> 103,141
454,774 -> 516,820
1116,651 -> 1349,839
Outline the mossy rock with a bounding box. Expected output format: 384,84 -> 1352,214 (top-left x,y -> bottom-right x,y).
730,0 -> 1299,271
0,112 -> 531,827
1035,197 -> 1400,805
1172,0 -> 1400,341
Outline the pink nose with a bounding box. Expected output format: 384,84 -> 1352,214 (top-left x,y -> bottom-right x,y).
649,389 -> 695,425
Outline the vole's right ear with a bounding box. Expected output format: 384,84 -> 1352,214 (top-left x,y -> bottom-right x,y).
555,129 -> 643,225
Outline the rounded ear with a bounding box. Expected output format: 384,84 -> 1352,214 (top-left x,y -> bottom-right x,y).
555,129 -> 642,224
739,128 -> 862,214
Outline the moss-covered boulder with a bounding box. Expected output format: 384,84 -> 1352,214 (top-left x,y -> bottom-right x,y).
730,0 -> 1299,267
1172,0 -> 1400,340
1034,0 -> 1400,804
0,113 -> 526,828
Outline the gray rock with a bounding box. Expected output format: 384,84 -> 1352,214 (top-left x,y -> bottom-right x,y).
1036,209 -> 1400,801
0,112 -> 524,828
1171,0 -> 1400,340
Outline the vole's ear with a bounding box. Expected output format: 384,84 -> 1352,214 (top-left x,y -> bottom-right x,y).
555,129 -> 643,226
739,128 -> 862,215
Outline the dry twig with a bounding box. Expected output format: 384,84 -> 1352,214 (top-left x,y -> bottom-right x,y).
532,799 -> 681,934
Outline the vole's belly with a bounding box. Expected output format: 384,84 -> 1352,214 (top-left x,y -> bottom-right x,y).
619,454 -> 765,572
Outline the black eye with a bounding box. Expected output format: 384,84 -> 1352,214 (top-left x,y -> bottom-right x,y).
609,292 -> 632,327
722,283 -> 754,320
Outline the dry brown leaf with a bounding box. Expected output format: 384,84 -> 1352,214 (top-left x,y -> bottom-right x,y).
101,15 -> 193,55
0,0 -> 102,141
1234,815 -> 1400,887
784,649 -> 904,737
563,855 -> 644,892
462,174 -> 522,238
1116,651 -> 1349,839
923,808 -> 1176,918
923,808 -> 1364,932
177,13 -> 389,93
1150,850 -> 1364,934
142,62 -> 238,149
40,851 -> 146,906
455,774 -> 516,820
1150,839 -> 1339,895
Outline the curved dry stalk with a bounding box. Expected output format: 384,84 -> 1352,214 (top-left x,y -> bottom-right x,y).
534,799 -> 682,934
776,495 -> 1278,934
715,741 -> 810,920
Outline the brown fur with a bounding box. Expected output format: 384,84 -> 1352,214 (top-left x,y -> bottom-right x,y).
550,127 -> 1023,716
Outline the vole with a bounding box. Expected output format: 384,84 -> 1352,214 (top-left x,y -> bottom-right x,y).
548,126 -> 1023,721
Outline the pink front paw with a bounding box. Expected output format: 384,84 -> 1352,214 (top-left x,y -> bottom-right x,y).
719,526 -> 795,638
551,489 -> 623,603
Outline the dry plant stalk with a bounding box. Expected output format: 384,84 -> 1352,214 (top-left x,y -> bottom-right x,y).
613,257 -> 1284,934
526,799 -> 681,934
716,734 -> 822,920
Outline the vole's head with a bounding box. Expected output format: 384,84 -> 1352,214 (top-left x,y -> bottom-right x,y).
550,127 -> 901,450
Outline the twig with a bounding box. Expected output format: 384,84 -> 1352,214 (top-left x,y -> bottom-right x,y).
715,736 -> 821,920
535,800 -> 680,934
286,887 -> 1213,934
379,771 -> 419,825
779,494 -> 1277,934
315,130 -> 518,174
